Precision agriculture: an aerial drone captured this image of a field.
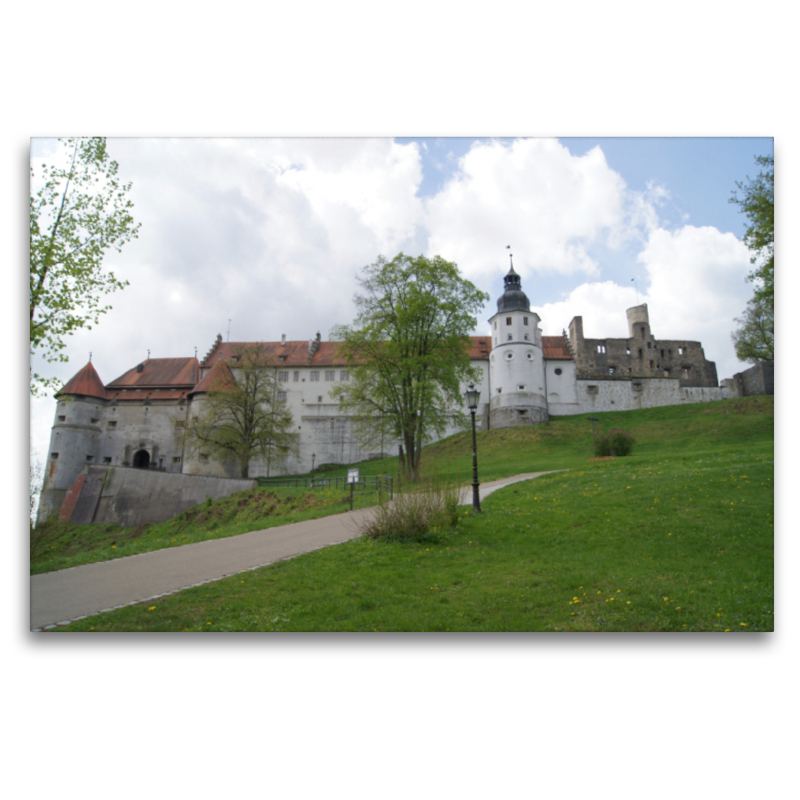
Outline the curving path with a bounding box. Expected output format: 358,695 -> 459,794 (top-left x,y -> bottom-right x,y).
30,471 -> 564,630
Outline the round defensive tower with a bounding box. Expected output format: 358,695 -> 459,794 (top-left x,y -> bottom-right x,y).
488,261 -> 548,428
626,303 -> 651,339
37,362 -> 107,524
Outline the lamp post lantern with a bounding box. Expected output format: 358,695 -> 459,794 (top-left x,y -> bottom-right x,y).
465,383 -> 481,512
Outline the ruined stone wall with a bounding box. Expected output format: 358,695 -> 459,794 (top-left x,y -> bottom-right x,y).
567,309 -> 718,388
733,362 -> 774,396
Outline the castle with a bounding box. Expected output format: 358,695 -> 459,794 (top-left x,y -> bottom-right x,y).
38,265 -> 741,524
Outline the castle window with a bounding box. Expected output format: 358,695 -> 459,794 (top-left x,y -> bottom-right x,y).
587,385 -> 599,395
597,344 -> 606,353
609,367 -> 616,374
626,347 -> 631,355
524,334 -> 529,340
638,349 -> 643,358
641,327 -> 646,338
107,420 -> 117,428
523,316 -> 529,326
317,396 -> 323,403
277,391 -> 287,402
518,385 -> 525,390
279,371 -> 289,382
554,368 -> 562,376
51,452 -> 58,460
340,371 -> 349,381
506,317 -> 512,325
679,347 -> 685,355
325,371 -> 335,381
496,388 -> 502,394
507,334 -> 512,341
173,456 -> 181,464
526,352 -> 533,360
683,368 -> 691,379
650,360 -> 654,368
310,371 -> 319,382
58,415 -> 66,422
505,351 -> 514,360
647,342 -> 651,349
86,455 -> 94,462
294,371 -> 299,382
91,418 -> 99,424
103,457 -> 112,464
660,349 -> 665,357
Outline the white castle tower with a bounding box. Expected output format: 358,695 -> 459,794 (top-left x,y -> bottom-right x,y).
488,258 -> 548,427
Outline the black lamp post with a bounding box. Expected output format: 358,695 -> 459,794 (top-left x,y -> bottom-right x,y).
311,453 -> 316,472
465,383 -> 481,512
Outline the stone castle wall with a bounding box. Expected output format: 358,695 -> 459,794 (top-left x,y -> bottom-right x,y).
61,464 -> 256,528
567,305 -> 718,388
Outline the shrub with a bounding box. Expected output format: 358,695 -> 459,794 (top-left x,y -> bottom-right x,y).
594,428 -> 635,457
359,476 -> 461,542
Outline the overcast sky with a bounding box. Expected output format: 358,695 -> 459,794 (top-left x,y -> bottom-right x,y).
30,136 -> 771,465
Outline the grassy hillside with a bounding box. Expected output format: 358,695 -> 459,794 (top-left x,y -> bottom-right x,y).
48,397 -> 773,632
314,395 -> 774,483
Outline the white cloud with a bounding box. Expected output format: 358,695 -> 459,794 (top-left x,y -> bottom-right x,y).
426,139 -> 630,282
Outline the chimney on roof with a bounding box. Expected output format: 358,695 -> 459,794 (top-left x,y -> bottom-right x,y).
316,331 -> 321,343
281,334 -> 286,347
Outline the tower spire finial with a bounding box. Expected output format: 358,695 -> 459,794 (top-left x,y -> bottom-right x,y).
506,244 -> 513,271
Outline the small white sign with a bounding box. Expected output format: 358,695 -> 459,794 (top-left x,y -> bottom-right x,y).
347,469 -> 360,484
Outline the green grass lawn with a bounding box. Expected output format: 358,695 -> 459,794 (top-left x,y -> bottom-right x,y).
50,397 -> 774,632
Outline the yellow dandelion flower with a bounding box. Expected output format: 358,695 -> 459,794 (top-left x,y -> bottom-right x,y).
148,606 -> 156,611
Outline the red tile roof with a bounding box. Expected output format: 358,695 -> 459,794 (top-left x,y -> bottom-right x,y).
189,359 -> 236,396
542,336 -> 572,360
106,358 -> 199,390
202,337 -> 495,368
57,362 -> 107,399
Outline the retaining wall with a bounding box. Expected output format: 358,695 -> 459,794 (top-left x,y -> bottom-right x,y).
61,465 -> 256,527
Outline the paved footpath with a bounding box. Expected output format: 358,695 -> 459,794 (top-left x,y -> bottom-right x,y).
31,471 -> 563,630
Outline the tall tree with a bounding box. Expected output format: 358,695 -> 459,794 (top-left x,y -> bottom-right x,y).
731,297 -> 774,363
185,346 -> 299,479
331,253 -> 489,481
730,154 -> 774,363
30,138 -> 140,396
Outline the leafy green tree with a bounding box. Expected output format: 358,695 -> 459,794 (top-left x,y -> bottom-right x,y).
331,253 -> 489,481
185,346 -> 299,479
30,138 -> 140,395
730,155 -> 774,362
731,297 -> 774,363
